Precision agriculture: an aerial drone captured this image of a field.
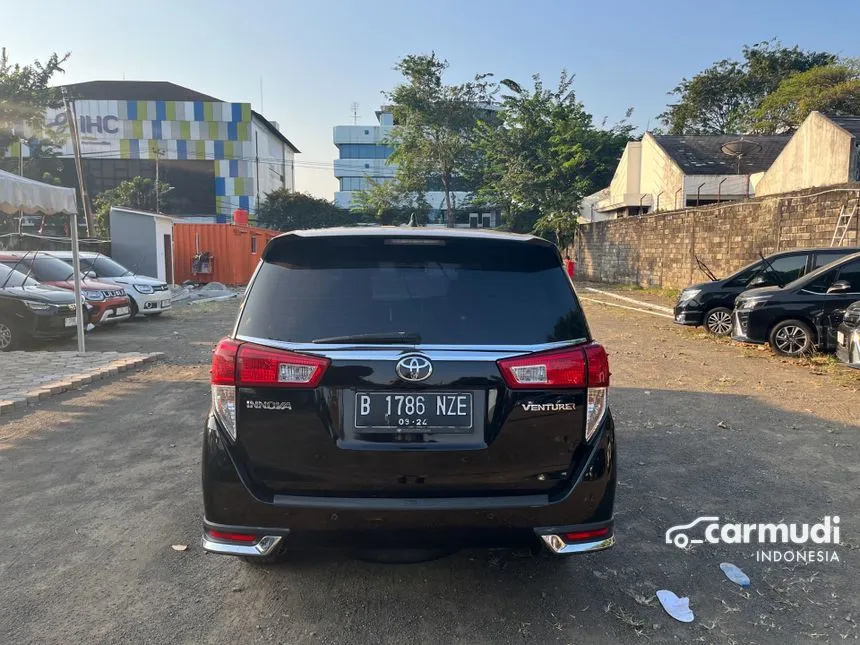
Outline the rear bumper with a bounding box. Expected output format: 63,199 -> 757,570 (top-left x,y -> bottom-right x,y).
201,412 -> 616,552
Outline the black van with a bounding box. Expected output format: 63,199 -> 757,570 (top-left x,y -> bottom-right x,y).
674,247 -> 860,335
733,251 -> 860,356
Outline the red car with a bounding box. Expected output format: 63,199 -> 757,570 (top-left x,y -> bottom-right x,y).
0,253 -> 132,325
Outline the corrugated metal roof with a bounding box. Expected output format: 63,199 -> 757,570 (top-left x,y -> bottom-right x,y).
653,135 -> 790,175
825,114 -> 860,139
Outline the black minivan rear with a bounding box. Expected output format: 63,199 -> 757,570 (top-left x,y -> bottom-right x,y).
202,229 -> 616,561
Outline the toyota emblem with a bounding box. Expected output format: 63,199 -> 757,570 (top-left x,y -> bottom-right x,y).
395,355 -> 433,382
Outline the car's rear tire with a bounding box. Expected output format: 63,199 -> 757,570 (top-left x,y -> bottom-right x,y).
0,317 -> 21,351
704,307 -> 733,336
769,319 -> 814,356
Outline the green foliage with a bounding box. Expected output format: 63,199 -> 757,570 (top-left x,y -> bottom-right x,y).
386,53 -> 496,226
92,177 -> 173,235
749,64 -> 860,133
351,178 -> 414,225
660,41 -> 836,134
257,189 -> 354,231
0,48 -> 70,160
473,71 -> 633,246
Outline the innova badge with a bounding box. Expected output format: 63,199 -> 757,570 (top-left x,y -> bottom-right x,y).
395,355 -> 433,382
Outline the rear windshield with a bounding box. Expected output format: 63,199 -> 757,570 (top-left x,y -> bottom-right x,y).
237,235 -> 589,345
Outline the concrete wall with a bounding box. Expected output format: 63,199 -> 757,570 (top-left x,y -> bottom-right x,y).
640,134 -> 685,212
756,112 -> 854,197
605,142 -> 641,206
574,184 -> 860,289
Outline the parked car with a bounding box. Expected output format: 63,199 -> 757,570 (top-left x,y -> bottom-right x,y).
0,252 -> 132,325
48,251 -> 172,317
675,247 -> 860,335
202,228 -> 615,563
0,263 -> 79,351
732,251 -> 860,356
835,301 -> 860,368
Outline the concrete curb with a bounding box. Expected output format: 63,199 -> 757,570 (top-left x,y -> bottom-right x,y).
0,352 -> 165,416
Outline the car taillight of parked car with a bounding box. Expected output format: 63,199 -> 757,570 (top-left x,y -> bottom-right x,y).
210,338 -> 331,440
497,343 -> 610,441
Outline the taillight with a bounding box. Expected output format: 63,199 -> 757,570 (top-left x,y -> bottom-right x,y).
497,343 -> 610,442
211,338 -> 240,385
237,344 -> 329,387
209,338 -> 330,441
563,527 -> 610,543
496,346 -> 587,389
206,529 -> 258,543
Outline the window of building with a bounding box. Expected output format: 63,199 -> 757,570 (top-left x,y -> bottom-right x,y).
338,144 -> 394,160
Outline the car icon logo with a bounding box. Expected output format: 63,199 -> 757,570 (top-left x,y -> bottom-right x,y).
665,516 -> 720,549
395,355 -> 433,382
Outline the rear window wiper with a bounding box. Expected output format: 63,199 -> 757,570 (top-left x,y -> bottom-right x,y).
310,331 -> 422,344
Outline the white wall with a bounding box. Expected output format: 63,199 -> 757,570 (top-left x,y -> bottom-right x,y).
252,118 -> 294,200
153,217 -> 175,283
333,124 -> 394,145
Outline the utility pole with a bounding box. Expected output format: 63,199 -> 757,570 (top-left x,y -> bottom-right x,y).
153,145 -> 163,213
17,137 -> 24,234
63,88 -> 95,237
255,131 -> 260,208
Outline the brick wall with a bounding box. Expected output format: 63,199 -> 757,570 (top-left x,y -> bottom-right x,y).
573,184 -> 860,289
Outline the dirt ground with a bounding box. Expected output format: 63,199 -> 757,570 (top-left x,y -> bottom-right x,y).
0,298 -> 857,644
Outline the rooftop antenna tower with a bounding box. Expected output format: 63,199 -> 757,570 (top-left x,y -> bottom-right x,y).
351,102 -> 360,125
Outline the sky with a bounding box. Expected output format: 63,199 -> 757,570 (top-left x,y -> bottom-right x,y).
4,0 -> 860,200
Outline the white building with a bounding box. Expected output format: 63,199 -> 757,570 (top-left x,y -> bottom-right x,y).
333,108 -> 478,224
580,133 -> 789,221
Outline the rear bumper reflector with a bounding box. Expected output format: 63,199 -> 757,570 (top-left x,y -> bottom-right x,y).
200,532 -> 285,557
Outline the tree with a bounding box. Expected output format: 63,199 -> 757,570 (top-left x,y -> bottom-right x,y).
386,53 -> 495,227
749,64 -> 860,133
351,178 -> 411,225
660,41 -> 836,134
0,48 -> 70,173
256,189 -> 352,231
473,72 -> 633,247
92,177 -> 173,235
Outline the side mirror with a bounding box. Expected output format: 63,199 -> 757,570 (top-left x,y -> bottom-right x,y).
83,270 -> 96,279
748,275 -> 769,288
827,280 -> 852,294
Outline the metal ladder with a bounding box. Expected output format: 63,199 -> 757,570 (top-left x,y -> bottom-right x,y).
831,200 -> 858,247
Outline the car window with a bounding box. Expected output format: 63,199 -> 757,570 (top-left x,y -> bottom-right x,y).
803,270 -> 837,294
766,254 -> 808,283
813,252 -> 851,269
836,260 -> 860,292
89,257 -> 130,277
238,236 -> 589,345
7,256 -> 75,282
725,261 -> 763,288
0,264 -> 39,288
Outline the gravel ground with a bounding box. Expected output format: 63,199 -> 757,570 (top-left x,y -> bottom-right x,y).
0,298 -> 857,644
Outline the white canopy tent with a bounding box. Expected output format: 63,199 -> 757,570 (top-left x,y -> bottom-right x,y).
0,169 -> 86,351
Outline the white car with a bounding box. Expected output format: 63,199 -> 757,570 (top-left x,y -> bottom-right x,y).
50,252 -> 172,317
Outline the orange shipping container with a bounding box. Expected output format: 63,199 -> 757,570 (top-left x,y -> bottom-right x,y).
172,223 -> 279,286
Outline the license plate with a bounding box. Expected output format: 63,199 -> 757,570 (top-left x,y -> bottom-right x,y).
64,316 -> 76,327
838,331 -> 845,346
116,306 -> 130,316
161,300 -> 171,308
355,392 -> 473,431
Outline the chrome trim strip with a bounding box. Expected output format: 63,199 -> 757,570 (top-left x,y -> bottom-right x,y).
540,534 -> 616,554
234,335 -> 587,361
201,534 -> 283,557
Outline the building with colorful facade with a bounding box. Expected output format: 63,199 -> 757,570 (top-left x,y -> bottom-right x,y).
15,81 -> 299,221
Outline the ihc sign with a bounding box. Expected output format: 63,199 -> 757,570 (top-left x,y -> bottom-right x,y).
48,111 -> 119,135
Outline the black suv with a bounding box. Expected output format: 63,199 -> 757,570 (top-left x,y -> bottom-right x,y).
0,263 -> 79,351
733,251 -> 860,356
674,248 -> 860,335
202,228 -> 615,562
835,300 -> 860,368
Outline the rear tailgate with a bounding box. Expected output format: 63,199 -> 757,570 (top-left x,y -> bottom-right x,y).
233,232 -> 592,497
